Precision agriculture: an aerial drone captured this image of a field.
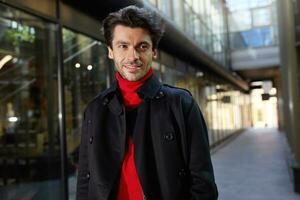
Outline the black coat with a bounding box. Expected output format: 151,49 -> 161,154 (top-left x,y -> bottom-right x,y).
76,75 -> 218,200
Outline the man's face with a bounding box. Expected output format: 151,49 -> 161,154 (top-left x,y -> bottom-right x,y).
108,25 -> 157,81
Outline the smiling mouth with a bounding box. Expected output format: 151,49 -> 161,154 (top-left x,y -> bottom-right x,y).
123,64 -> 142,72
124,64 -> 141,68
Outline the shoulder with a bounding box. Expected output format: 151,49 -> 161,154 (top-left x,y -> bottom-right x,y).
84,85 -> 115,115
162,84 -> 192,99
162,84 -> 193,100
161,84 -> 196,113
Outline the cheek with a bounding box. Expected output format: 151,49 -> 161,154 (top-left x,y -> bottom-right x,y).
113,53 -> 124,63
141,52 -> 153,61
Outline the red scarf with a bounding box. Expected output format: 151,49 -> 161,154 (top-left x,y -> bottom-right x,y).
116,69 -> 153,200
116,69 -> 153,109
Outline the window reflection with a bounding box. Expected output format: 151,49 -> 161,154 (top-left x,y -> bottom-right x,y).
0,4 -> 61,199
62,29 -> 110,200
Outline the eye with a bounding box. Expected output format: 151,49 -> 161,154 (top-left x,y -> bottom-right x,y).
118,44 -> 128,49
139,43 -> 149,51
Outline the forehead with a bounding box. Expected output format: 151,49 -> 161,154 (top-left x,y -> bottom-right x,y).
112,24 -> 152,44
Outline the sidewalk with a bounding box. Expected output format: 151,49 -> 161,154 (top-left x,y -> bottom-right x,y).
211,128 -> 300,200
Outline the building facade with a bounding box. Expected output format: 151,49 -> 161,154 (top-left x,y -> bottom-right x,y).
0,0 -> 252,199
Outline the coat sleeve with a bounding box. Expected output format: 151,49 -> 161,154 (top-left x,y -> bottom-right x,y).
76,110 -> 89,200
185,99 -> 218,200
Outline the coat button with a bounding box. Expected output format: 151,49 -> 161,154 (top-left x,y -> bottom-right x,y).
89,136 -> 93,144
87,119 -> 92,124
86,172 -> 90,179
163,132 -> 174,141
178,168 -> 186,177
103,98 -> 109,105
155,91 -> 164,99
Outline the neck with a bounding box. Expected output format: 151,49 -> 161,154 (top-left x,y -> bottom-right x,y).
116,69 -> 153,92
116,68 -> 153,108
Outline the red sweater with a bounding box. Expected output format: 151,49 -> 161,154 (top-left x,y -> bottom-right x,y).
116,69 -> 153,200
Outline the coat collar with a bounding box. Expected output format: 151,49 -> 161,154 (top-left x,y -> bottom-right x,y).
102,74 -> 162,101
137,74 -> 162,99
101,74 -> 162,115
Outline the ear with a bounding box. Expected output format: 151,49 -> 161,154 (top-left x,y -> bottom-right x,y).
153,49 -> 157,59
108,47 -> 114,59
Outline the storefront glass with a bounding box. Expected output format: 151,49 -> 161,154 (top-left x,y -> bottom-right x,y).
62,28 -> 110,199
0,3 -> 61,200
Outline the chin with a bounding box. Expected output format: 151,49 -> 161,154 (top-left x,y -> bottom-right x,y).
128,77 -> 140,81
124,73 -> 143,81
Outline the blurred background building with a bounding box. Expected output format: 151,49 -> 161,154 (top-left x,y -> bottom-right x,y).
0,0 -> 299,199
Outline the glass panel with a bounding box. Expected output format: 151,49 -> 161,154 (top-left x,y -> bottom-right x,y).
253,7 -> 271,27
185,0 -> 193,7
172,0 -> 184,29
226,0 -> 274,11
157,0 -> 172,18
0,3 -> 61,200
199,23 -> 206,48
193,0 -> 201,14
148,0 -> 157,6
183,2 -> 191,33
240,27 -> 274,48
194,17 -> 201,44
229,11 -> 252,32
161,64 -> 185,87
62,28 -> 110,200
227,0 -> 278,49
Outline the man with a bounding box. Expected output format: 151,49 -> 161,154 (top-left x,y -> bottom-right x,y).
76,5 -> 218,200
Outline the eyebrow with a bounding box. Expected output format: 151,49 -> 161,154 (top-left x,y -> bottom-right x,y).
115,40 -> 129,45
114,40 -> 151,46
138,41 -> 151,46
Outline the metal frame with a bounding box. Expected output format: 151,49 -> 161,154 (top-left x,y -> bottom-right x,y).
56,0 -> 69,199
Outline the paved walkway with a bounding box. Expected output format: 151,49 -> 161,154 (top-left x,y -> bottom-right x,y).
211,128 -> 300,200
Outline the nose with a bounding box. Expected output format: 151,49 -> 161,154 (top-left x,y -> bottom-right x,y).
127,47 -> 139,61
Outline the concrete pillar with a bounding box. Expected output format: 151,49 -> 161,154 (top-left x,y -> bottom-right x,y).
277,0 -> 300,192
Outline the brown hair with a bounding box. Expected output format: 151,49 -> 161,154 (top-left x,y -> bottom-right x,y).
102,5 -> 164,49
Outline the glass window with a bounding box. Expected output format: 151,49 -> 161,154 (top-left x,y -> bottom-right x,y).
213,37 -> 222,53
229,11 -> 252,32
148,0 -> 157,6
161,65 -> 185,87
227,0 -> 278,50
182,0 -> 198,38
240,27 -> 274,48
199,0 -> 205,16
172,0 -> 184,29
193,0 -> 201,14
185,0 -> 193,7
253,7 -> 271,27
157,0 -> 172,18
0,4 -> 61,199
199,23 -> 207,48
62,28 -> 110,199
194,17 -> 201,44
226,0 -> 250,11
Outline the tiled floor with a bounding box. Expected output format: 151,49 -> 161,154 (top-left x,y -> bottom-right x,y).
211,128 -> 300,200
